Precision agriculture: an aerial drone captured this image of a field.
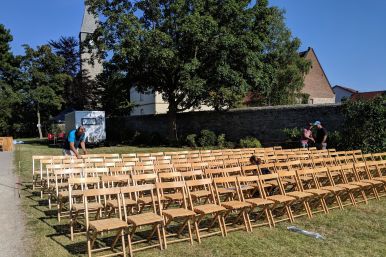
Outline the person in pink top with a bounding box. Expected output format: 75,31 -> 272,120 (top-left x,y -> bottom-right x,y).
300,122 -> 315,148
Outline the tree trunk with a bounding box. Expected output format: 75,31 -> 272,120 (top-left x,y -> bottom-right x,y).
167,103 -> 178,145
37,108 -> 43,139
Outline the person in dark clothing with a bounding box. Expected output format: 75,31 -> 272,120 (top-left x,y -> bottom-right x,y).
314,121 -> 328,150
250,155 -> 271,174
63,126 -> 87,158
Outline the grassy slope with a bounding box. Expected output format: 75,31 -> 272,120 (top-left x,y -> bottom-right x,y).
14,141 -> 386,257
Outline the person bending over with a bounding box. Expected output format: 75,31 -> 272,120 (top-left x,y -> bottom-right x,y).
63,126 -> 87,158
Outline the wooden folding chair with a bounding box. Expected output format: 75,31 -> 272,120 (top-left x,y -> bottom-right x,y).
132,173 -> 159,211
277,170 -> 314,219
236,176 -> 274,228
121,184 -> 165,256
186,179 -> 227,242
68,177 -> 102,241
312,167 -> 347,210
296,168 -> 330,214
84,188 -> 128,257
327,165 -> 365,206
352,162 -> 383,200
257,174 -> 295,225
156,181 -> 196,248
212,177 -> 252,232
53,168 -> 83,222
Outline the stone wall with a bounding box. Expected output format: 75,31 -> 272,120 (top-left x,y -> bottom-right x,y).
107,104 -> 343,145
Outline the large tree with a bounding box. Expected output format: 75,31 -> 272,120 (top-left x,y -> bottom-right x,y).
0,24 -> 23,136
86,0 -> 308,142
20,44 -> 71,138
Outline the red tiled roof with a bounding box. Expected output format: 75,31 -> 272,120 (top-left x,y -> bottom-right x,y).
350,91 -> 386,101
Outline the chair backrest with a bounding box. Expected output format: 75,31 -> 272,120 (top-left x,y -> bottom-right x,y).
121,184 -> 159,220
186,178 -> 216,207
109,166 -> 132,175
154,164 -> 175,173
156,181 -> 189,212
181,170 -> 204,180
83,167 -> 110,177
212,176 -> 241,204
133,165 -> 155,174
158,172 -> 183,182
313,167 -> 334,187
121,153 -> 137,158
132,173 -> 158,185
277,170 -> 299,193
83,187 -> 122,228
122,157 -> 140,162
296,168 -> 317,191
257,173 -> 284,197
173,163 -> 192,172
241,165 -> 259,176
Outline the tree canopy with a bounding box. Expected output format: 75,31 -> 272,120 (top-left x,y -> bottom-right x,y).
86,0 -> 309,141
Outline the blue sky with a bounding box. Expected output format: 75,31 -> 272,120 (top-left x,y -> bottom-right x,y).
1,0 -> 385,92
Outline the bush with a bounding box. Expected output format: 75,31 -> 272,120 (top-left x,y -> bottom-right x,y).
282,127 -> 301,141
186,134 -> 197,148
239,136 -> 262,148
327,130 -> 343,150
198,129 -> 217,147
340,95 -> 386,153
217,133 -> 226,148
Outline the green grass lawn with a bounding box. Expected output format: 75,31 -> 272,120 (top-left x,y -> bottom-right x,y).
14,140 -> 386,257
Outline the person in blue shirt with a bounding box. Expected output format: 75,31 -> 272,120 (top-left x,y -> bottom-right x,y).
63,126 -> 88,158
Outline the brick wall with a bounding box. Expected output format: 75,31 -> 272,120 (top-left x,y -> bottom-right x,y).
107,104 -> 343,145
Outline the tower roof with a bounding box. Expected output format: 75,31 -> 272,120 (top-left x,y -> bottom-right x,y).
80,4 -> 98,34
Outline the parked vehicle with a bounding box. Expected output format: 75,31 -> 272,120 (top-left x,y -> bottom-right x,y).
65,111 -> 106,144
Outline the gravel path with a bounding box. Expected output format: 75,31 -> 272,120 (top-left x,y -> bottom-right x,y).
0,152 -> 27,256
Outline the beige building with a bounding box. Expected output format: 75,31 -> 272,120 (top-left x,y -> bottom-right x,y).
299,47 -> 335,104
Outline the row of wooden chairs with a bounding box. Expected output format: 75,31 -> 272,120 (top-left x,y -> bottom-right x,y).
67,159 -> 386,256
38,151 -> 386,208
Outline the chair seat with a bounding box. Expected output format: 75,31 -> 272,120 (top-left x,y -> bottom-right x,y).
59,189 -> 83,198
245,198 -> 274,206
165,192 -> 185,201
127,212 -> 163,226
217,188 -> 235,195
89,218 -> 128,232
372,177 -> 386,183
360,179 -> 383,185
282,178 -> 297,184
221,200 -> 251,210
190,190 -> 211,199
304,189 -> 330,195
107,198 -> 137,208
239,185 -> 255,191
138,195 -> 164,204
286,191 -> 313,199
335,184 -> 359,190
194,204 -> 226,214
348,181 -> 372,187
163,208 -> 196,218
267,195 -> 295,203
72,202 -> 103,211
320,186 -> 345,192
